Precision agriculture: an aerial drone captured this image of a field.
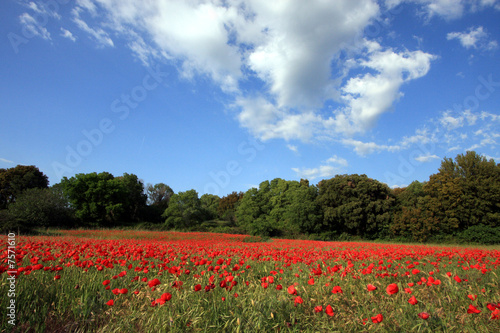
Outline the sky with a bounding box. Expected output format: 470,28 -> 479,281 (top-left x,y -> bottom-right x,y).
1,0 -> 499,197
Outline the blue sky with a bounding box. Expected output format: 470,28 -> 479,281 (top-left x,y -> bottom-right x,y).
1,0 -> 499,196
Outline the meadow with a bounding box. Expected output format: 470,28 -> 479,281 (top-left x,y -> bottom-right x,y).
1,230 -> 499,332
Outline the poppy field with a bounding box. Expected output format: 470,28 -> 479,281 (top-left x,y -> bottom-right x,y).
1,230 -> 500,332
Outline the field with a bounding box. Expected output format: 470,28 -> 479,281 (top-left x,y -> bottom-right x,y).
1,230 -> 500,332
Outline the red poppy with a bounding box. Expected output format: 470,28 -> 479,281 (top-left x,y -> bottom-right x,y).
491,309 -> 500,320
467,304 -> 481,314
454,276 -> 462,283
54,275 -> 61,280
467,294 -> 477,301
325,304 -> 335,317
148,278 -> 160,288
112,288 -> 120,295
314,305 -> 323,313
119,288 -> 128,294
418,312 -> 429,320
294,296 -> 303,306
386,283 -> 399,295
160,292 -> 172,302
287,285 -> 297,295
308,278 -> 315,285
367,284 -> 377,291
106,299 -> 114,306
261,282 -> 269,289
331,286 -> 343,294
194,284 -> 202,292
371,314 -> 383,323
276,284 -> 283,290
408,296 -> 418,305
102,280 -> 110,286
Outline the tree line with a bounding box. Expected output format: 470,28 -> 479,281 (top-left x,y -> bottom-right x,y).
1,151 -> 499,244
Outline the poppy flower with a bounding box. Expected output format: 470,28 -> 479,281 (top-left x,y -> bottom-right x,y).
287,285 -> 297,295
314,306 -> 323,313
491,309 -> 500,320
325,305 -> 334,317
454,276 -> 462,283
487,303 -> 500,311
418,312 -> 429,320
308,278 -> 315,285
106,299 -> 114,306
467,304 -> 481,314
148,278 -> 160,288
331,286 -> 343,294
261,282 -> 269,289
408,296 -> 418,305
221,297 -> 226,301
276,284 -> 283,290
194,284 -> 202,291
160,292 -> 172,302
102,280 -> 110,286
112,288 -> 120,295
294,296 -> 303,306
371,314 -> 383,323
119,288 -> 128,294
386,283 -> 399,295
367,284 -> 377,291
467,294 -> 477,301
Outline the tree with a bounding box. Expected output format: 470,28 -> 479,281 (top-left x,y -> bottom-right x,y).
146,183 -> 174,210
200,194 -> 220,220
218,191 -> 244,223
317,174 -> 395,238
424,151 -> 500,232
59,172 -> 146,225
162,190 -> 205,230
3,187 -> 74,232
0,165 -> 48,209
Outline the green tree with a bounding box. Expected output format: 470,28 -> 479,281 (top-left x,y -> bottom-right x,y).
59,172 -> 146,225
3,187 -> 74,232
146,183 -> 174,210
424,151 -> 500,232
200,194 -> 220,221
317,174 -> 395,238
162,190 -> 205,230
218,191 -> 244,223
0,165 -> 49,209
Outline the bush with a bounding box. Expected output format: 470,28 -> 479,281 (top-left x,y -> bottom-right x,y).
457,225 -> 500,245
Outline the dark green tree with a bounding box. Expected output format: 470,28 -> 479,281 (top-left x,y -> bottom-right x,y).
3,187 -> 74,231
162,190 -> 205,230
200,194 -> 220,220
424,151 -> 500,232
59,172 -> 146,225
317,174 -> 395,238
0,165 -> 49,209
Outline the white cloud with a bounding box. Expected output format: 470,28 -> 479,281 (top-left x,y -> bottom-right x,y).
19,12 -> 51,40
342,138 -> 401,156
414,153 -> 440,162
286,144 -> 298,153
60,28 -> 76,41
326,155 -> 349,167
385,0 -> 500,20
0,158 -> 14,164
292,154 -> 348,180
292,165 -> 339,180
72,7 -> 114,47
447,26 -> 498,51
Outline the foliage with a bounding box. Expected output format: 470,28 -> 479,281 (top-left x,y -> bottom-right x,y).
59,172 -> 146,225
200,194 -> 220,221
2,187 -> 74,232
0,165 -> 49,209
456,225 -> 500,245
317,174 -> 396,239
162,190 -> 206,230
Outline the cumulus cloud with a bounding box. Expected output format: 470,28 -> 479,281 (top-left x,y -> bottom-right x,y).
447,26 -> 498,51
385,0 -> 500,20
